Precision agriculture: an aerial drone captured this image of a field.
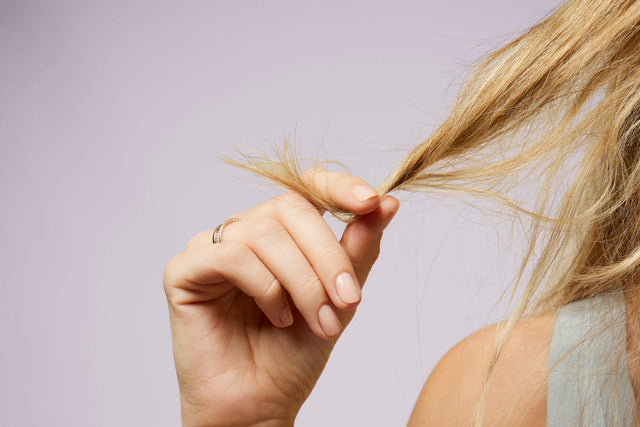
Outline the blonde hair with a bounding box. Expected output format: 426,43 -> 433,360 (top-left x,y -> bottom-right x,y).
224,0 -> 640,424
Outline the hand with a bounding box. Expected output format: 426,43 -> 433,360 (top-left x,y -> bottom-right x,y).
163,167 -> 399,427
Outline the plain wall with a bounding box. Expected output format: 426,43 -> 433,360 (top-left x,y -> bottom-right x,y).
0,1 -> 563,425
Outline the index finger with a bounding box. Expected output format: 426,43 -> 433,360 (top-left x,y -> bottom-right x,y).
300,166 -> 380,215
184,168 -> 380,251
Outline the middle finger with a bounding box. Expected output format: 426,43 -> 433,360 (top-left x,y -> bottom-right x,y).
225,215 -> 343,340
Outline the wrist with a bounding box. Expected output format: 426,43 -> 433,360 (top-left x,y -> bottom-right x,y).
182,415 -> 294,427
180,400 -> 296,427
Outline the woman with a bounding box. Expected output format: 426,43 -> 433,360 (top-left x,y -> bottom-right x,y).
163,0 -> 640,425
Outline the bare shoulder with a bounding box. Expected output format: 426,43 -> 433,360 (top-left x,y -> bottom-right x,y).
407,310 -> 557,427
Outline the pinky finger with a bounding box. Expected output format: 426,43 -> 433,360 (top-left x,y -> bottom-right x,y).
163,241 -> 294,328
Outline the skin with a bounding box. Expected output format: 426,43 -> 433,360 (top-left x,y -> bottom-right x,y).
408,312 -> 555,426
163,167 -> 558,426
163,167 -> 399,426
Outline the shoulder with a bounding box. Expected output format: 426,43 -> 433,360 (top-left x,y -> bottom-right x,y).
407,310 -> 556,427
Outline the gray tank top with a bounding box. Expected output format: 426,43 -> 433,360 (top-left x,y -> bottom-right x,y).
547,294 -> 636,426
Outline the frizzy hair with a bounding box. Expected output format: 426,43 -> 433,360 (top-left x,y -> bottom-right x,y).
223,0 -> 640,424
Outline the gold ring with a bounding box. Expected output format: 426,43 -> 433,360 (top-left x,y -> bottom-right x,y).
212,217 -> 241,244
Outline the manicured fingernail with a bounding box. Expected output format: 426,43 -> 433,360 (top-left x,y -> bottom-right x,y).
353,185 -> 378,202
336,272 -> 361,304
318,304 -> 342,338
280,304 -> 293,327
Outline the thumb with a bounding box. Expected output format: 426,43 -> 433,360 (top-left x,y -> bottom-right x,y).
339,195 -> 400,286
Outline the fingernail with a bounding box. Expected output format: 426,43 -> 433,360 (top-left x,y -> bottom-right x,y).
280,304 -> 293,327
336,272 -> 361,304
318,304 -> 342,338
353,185 -> 378,202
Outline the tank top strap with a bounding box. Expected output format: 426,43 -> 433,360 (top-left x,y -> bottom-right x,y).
547,293 -> 636,426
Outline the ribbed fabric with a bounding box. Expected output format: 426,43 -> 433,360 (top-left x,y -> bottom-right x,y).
547,294 -> 636,426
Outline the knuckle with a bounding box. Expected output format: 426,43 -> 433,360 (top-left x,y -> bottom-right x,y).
297,271 -> 324,295
301,166 -> 332,196
250,217 -> 285,239
185,230 -> 207,251
276,190 -> 308,207
162,253 -> 184,293
301,166 -> 326,181
214,240 -> 251,266
275,191 -> 317,216
317,243 -> 346,261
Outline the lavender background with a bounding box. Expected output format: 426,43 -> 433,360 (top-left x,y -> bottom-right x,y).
1,1 -> 563,426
